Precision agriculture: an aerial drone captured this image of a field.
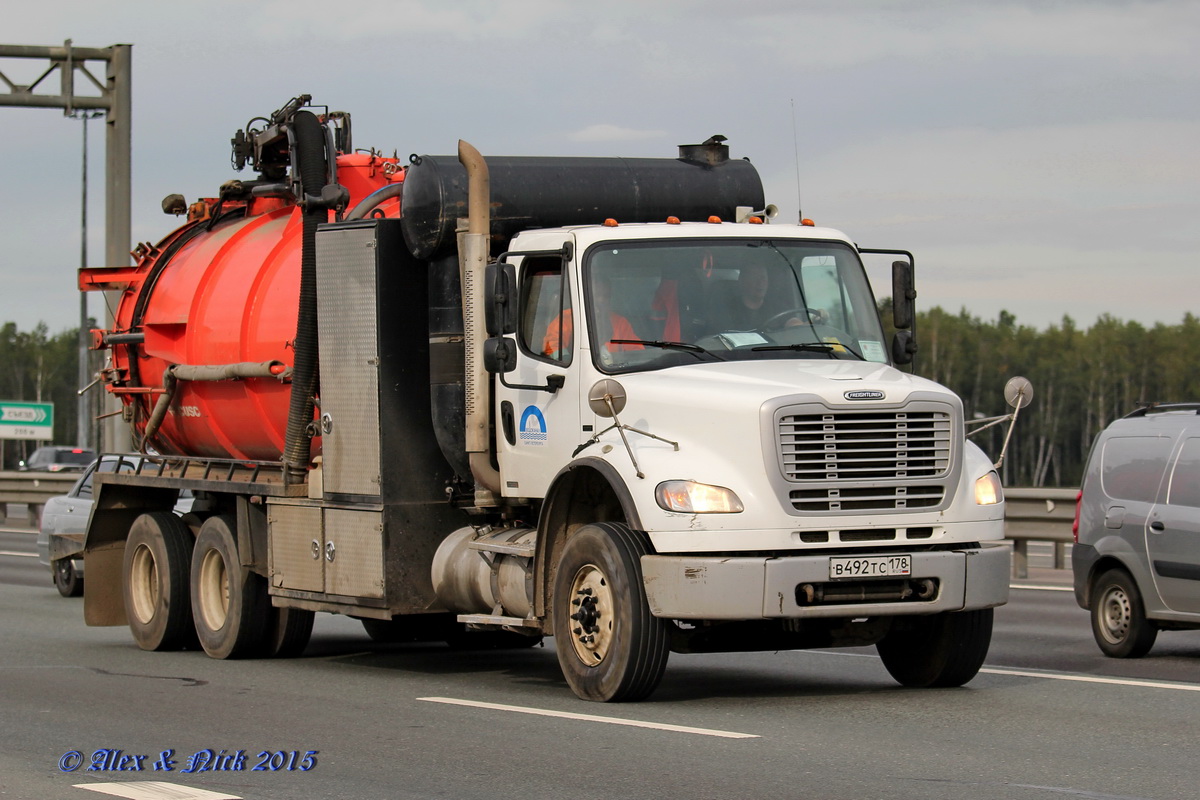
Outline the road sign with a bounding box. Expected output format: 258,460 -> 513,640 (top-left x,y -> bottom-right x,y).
0,401 -> 54,440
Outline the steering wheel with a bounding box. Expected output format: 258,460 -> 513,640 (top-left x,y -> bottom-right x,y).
760,307 -> 826,330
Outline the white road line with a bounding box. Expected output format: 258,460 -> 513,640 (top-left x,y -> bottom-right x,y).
0,550 -> 36,558
979,667 -> 1200,693
808,650 -> 1200,693
1011,583 -> 1074,592
74,782 -> 240,800
419,696 -> 760,738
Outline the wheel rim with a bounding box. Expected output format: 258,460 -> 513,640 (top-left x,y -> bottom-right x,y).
197,548 -> 230,631
566,563 -> 614,665
55,560 -> 73,586
1098,584 -> 1132,645
128,543 -> 159,624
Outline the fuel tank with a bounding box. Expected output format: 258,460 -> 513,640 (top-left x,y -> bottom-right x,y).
85,153 -> 403,461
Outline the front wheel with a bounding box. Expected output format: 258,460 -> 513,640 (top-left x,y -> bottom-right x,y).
552,522 -> 669,702
1090,568 -> 1157,658
876,608 -> 994,688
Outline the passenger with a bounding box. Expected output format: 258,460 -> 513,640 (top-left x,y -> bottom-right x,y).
544,279 -> 642,357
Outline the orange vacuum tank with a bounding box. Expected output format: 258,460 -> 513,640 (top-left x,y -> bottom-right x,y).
82,151 -> 403,461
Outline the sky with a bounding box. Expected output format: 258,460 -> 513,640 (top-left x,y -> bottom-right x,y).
1,0 -> 1197,334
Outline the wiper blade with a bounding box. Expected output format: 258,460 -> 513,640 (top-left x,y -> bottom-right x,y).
752,342 -> 867,360
610,339 -> 722,359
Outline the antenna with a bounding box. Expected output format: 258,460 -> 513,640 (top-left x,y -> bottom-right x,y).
790,99 -> 804,223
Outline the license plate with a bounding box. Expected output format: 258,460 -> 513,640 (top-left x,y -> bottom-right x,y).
828,554 -> 911,579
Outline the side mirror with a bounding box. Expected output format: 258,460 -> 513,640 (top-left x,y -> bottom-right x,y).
891,330 -> 917,365
485,262 -> 518,336
891,260 -> 915,330
483,336 -> 517,374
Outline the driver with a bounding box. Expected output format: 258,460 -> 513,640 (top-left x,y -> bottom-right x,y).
719,263 -> 823,331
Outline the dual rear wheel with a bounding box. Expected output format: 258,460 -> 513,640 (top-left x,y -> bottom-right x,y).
122,512 -> 313,658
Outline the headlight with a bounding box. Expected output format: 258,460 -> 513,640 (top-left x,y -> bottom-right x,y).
974,472 -> 1003,505
655,481 -> 744,513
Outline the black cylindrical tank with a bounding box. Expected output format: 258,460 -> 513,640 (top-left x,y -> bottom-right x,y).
400,139 -> 765,260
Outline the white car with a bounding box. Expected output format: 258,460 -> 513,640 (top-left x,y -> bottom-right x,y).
36,456 -> 192,597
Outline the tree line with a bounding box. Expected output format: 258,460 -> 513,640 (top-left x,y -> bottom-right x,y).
3,310 -> 1197,485
896,308 -> 1200,488
0,322 -> 102,468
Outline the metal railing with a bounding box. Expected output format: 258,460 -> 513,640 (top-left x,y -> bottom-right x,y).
0,471 -> 79,525
1003,487 -> 1078,579
1,472 -> 1079,578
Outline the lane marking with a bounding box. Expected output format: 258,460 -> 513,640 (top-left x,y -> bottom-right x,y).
808,651 -> 1200,693
75,782 -> 240,800
0,550 -> 36,558
419,696 -> 760,739
1011,583 -> 1074,592
979,667 -> 1200,693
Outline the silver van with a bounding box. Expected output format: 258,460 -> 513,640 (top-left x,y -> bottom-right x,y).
1072,404 -> 1200,657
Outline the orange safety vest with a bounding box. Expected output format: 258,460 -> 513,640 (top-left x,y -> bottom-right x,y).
543,309 -> 643,357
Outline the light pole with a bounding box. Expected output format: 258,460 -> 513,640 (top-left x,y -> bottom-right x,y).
73,109 -> 103,449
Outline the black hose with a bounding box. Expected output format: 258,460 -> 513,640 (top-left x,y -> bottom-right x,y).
346,182 -> 404,220
282,110 -> 330,479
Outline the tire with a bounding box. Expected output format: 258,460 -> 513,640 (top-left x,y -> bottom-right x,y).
123,512 -> 196,651
552,522 -> 669,702
876,608 -> 994,688
53,558 -> 83,598
262,606 -> 315,658
1090,568 -> 1157,658
190,515 -> 270,659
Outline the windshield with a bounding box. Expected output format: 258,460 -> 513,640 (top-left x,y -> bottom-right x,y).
585,237 -> 889,373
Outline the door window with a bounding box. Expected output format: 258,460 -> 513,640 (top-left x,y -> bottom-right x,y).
1101,437 -> 1172,503
1167,438 -> 1200,508
518,257 -> 572,365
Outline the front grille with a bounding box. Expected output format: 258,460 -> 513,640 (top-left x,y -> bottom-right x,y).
791,485 -> 946,511
780,411 -> 951,480
778,408 -> 954,512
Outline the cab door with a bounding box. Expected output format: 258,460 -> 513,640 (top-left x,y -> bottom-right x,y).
495,253 -> 581,499
1147,437 -> 1200,613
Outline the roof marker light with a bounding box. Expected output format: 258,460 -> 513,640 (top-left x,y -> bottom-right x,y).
707,216 -> 722,224
801,218 -> 815,227
749,216 -> 763,224
666,216 -> 681,225
603,218 -> 619,227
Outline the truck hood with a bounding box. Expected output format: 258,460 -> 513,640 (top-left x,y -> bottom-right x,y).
611,359 -> 954,412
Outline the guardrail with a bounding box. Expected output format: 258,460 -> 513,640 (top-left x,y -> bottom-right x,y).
1003,487 -> 1078,579
0,471 -> 79,526
0,472 -> 1078,577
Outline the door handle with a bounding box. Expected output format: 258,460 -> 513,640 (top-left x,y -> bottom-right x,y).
1149,520 -> 1165,533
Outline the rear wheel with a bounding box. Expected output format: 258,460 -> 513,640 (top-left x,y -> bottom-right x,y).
53,558 -> 83,597
552,522 -> 669,702
262,606 -> 315,658
190,515 -> 269,659
877,608 -> 994,688
1090,568 -> 1157,658
123,512 -> 196,651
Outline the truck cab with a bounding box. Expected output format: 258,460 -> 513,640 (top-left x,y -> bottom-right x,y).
472,218 -> 1009,699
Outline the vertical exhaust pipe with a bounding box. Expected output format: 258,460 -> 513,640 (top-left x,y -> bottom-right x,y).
457,140 -> 501,498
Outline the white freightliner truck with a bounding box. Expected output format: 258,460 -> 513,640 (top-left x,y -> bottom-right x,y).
68,97 -> 1013,702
